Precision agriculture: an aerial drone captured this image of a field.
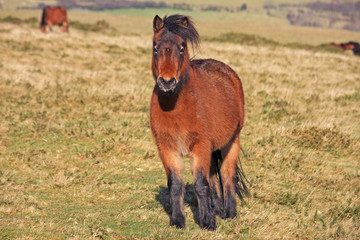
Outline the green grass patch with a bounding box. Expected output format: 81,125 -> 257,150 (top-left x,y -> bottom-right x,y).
335,92 -> 360,103
69,19 -> 116,33
0,16 -> 37,25
208,32 -> 278,46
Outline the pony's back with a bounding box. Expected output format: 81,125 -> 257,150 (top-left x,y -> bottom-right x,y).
57,6 -> 68,18
192,58 -> 245,130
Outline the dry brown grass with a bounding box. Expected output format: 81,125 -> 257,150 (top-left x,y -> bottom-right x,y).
2,8 -> 360,44
0,11 -> 359,239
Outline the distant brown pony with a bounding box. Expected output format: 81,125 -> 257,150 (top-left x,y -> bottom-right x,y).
150,15 -> 248,230
40,6 -> 68,33
329,41 -> 360,56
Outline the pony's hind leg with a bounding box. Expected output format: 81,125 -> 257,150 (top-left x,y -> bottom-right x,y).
63,21 -> 69,32
59,22 -> 64,32
60,21 -> 69,32
47,21 -> 53,32
209,150 -> 224,218
220,136 -> 241,219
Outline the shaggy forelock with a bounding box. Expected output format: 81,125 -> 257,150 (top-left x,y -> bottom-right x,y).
162,15 -> 200,51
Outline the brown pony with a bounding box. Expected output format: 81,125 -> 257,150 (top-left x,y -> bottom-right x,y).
40,6 -> 69,33
329,41 -> 360,56
150,15 -> 248,230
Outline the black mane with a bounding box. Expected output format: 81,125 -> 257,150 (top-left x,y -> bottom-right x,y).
163,15 -> 200,51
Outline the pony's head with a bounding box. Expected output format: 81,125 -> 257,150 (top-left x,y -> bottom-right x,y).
152,15 -> 199,95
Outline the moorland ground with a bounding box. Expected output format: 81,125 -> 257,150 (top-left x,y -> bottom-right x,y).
0,5 -> 360,239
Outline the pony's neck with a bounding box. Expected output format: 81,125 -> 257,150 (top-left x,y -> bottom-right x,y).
156,87 -> 180,112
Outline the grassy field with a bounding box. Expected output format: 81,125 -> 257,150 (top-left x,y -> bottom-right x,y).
1,7 -> 360,240
0,0 -> 340,10
2,8 -> 360,45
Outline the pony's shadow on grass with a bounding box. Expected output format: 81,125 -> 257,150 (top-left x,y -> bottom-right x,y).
155,183 -> 200,225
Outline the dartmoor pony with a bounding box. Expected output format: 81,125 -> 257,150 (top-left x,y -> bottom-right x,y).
329,41 -> 360,56
150,15 -> 248,230
40,6 -> 68,33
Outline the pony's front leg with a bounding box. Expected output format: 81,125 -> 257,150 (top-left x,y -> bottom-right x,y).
210,150 -> 224,218
168,169 -> 185,228
47,21 -> 53,32
191,144 -> 216,230
159,150 -> 185,228
63,21 -> 69,32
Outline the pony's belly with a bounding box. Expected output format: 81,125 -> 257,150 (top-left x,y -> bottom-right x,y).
209,118 -> 241,151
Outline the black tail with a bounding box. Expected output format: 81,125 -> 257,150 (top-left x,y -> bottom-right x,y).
40,7 -> 46,27
213,149 -> 250,200
235,149 -> 250,200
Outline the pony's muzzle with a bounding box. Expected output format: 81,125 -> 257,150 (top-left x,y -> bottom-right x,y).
157,77 -> 177,93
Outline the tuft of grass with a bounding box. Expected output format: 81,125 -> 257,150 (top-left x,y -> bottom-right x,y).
335,92 -> 360,103
69,20 -> 116,33
290,126 -> 353,154
314,43 -> 347,54
0,15 -> 23,24
0,15 -> 116,34
262,99 -> 291,121
207,32 -> 278,46
276,192 -> 299,206
329,205 -> 360,226
0,16 -> 37,25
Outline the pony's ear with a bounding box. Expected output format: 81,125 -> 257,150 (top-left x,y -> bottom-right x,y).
179,16 -> 189,29
153,15 -> 164,33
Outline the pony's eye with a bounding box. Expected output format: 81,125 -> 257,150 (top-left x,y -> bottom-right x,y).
153,47 -> 158,55
180,42 -> 186,54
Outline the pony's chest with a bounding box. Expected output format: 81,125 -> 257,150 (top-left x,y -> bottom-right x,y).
157,129 -> 199,156
151,111 -> 200,155
150,96 -> 198,132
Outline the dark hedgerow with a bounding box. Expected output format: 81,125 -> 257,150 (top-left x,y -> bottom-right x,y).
208,32 -> 346,54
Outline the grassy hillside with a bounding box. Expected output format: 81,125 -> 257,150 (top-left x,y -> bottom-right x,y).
0,0 -> 336,10
0,10 -> 359,239
1,8 -> 360,45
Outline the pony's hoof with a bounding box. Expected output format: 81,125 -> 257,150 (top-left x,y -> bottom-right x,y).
223,208 -> 237,219
201,222 -> 216,231
214,207 -> 225,219
200,215 -> 216,231
170,216 -> 185,229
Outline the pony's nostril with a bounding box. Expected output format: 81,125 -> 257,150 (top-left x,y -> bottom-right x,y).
158,77 -> 165,84
169,77 -> 176,85
158,77 -> 176,85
